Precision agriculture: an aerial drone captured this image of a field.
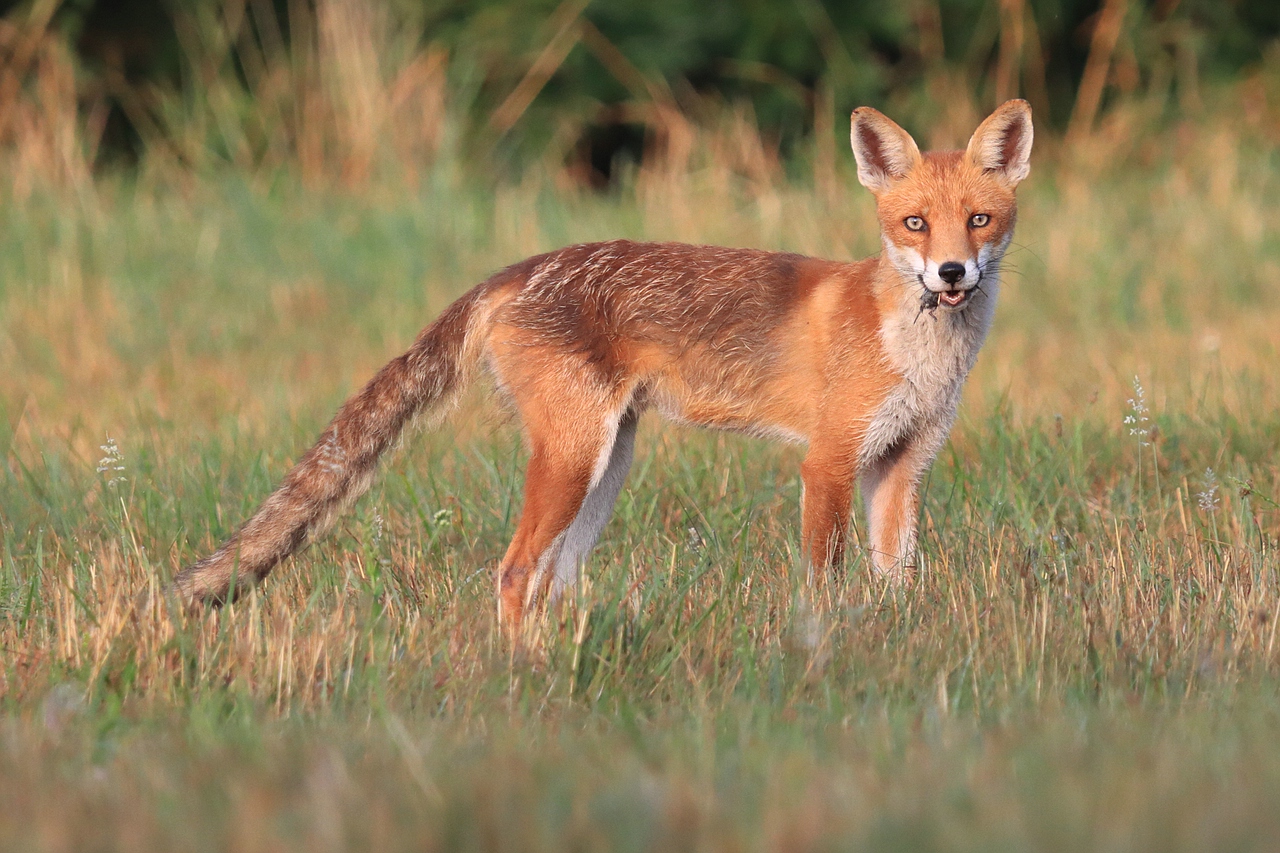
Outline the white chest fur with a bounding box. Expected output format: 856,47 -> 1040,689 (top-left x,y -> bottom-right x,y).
860,280 -> 999,466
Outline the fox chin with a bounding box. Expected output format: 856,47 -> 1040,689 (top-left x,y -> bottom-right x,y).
166,100 -> 1033,633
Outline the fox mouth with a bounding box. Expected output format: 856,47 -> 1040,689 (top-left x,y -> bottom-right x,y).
920,288 -> 973,311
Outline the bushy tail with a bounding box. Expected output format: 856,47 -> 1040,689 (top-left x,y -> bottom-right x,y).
171,285 -> 495,604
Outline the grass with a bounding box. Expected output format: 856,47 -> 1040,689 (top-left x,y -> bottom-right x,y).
3,69 -> 1280,849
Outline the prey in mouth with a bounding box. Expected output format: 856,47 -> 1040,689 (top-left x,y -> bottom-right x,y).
919,290 -> 972,310
917,280 -> 974,312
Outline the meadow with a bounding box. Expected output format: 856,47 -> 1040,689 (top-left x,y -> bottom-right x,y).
3,25 -> 1280,848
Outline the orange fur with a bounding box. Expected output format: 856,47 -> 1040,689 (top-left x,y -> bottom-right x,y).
167,102 -> 1034,635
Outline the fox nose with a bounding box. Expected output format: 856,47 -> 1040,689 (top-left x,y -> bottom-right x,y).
938,262 -> 966,285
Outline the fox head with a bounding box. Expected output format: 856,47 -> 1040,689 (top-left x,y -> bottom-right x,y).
851,100 -> 1033,311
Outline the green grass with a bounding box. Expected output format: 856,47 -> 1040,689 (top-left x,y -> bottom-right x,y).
3,96 -> 1280,849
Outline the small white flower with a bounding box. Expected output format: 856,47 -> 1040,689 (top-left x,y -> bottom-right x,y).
1197,468 -> 1220,513
96,436 -> 126,488
1125,375 -> 1150,447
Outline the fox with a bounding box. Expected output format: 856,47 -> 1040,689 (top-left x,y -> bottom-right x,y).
167,100 -> 1032,631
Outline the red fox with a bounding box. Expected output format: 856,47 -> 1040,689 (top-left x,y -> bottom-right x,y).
169,101 -> 1032,630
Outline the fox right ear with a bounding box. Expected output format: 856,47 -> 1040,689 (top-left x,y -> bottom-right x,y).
966,99 -> 1033,187
850,108 -> 922,194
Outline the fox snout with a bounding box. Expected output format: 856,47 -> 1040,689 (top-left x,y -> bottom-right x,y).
921,255 -> 980,294
916,255 -> 984,309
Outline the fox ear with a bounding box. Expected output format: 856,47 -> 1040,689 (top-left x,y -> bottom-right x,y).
850,108 -> 922,194
966,99 -> 1033,186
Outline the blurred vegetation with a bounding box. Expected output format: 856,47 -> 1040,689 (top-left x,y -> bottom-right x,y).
1,0 -> 1278,183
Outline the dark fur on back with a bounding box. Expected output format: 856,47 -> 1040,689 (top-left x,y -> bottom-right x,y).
507,240 -> 810,357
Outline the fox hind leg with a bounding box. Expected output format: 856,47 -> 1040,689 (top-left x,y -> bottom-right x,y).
548,409 -> 638,600
496,447 -> 591,630
495,383 -> 636,632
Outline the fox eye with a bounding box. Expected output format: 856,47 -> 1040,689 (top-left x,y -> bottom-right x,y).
969,213 -> 990,228
904,216 -> 926,232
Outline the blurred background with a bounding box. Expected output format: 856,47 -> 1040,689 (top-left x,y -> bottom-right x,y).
1,0 -> 1279,449
0,0 -> 1276,190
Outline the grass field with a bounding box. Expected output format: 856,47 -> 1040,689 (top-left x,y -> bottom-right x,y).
3,77 -> 1280,849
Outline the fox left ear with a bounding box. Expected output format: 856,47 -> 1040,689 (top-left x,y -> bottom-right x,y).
965,99 -> 1033,187
851,107 -> 922,194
